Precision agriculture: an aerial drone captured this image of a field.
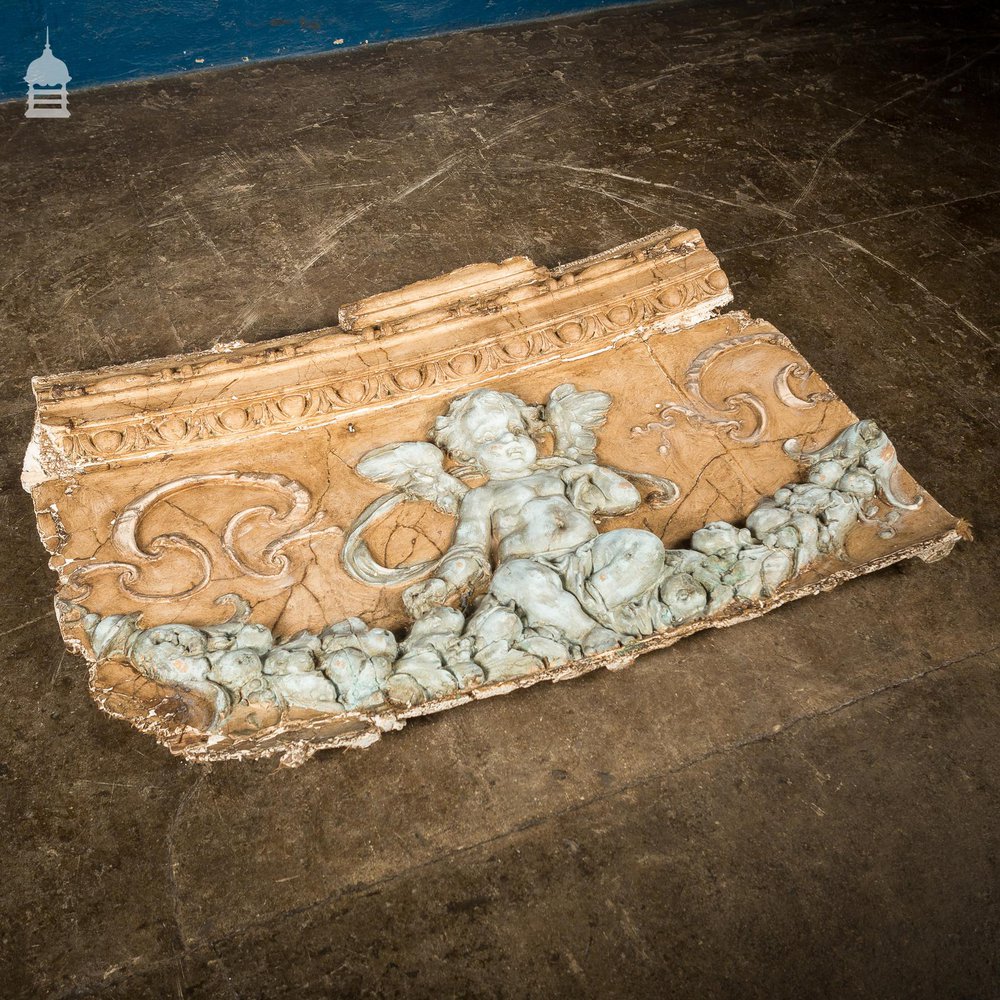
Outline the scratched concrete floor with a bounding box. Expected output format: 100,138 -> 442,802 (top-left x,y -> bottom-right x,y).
2,0 -> 999,996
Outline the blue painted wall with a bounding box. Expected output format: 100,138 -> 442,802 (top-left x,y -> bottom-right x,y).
3,1 -> 625,101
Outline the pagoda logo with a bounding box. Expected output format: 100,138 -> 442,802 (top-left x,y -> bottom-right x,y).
25,29 -> 71,119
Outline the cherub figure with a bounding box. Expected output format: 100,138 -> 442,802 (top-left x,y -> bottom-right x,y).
344,385 -> 676,656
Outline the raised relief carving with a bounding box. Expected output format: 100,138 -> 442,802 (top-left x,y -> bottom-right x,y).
22,226 -> 965,764
76,404 -> 930,732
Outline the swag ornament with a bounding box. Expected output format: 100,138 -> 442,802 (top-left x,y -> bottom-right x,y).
81,387 -> 928,725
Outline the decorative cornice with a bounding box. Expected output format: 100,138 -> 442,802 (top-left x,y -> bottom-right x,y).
29,227 -> 732,473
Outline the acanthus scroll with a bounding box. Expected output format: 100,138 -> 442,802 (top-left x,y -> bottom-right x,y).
65,471 -> 341,603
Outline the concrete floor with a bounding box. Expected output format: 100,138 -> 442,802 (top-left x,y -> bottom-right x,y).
2,0 -> 999,996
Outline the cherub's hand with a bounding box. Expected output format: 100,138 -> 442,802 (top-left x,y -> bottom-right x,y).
563,463 -> 608,513
403,577 -> 452,618
563,463 -> 639,514
561,462 -> 600,482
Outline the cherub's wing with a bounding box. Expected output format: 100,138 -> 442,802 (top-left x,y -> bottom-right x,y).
544,383 -> 613,462
355,441 -> 468,514
545,383 -> 680,507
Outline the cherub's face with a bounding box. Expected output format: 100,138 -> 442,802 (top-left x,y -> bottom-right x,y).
466,406 -> 537,479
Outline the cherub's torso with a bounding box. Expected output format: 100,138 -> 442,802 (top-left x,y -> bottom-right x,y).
470,467 -> 597,561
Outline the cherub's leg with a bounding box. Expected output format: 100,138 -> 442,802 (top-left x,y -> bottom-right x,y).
490,559 -> 615,650
583,529 -> 666,608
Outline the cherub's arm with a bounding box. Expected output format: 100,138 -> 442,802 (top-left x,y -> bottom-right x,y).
402,490 -> 493,617
562,463 -> 640,516
437,490 -> 493,590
